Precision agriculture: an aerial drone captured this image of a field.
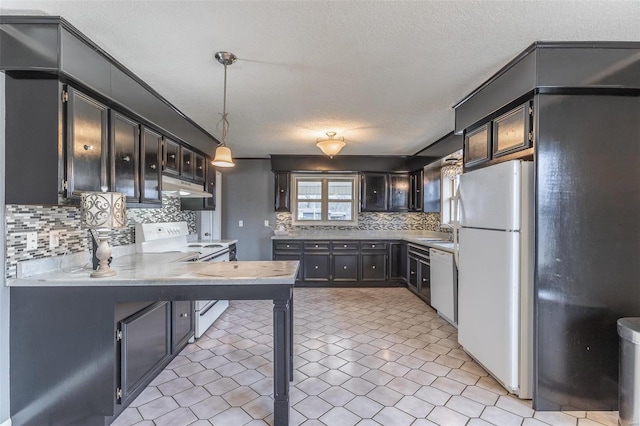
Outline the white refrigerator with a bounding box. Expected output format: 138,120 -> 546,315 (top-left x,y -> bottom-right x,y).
457,160 -> 534,399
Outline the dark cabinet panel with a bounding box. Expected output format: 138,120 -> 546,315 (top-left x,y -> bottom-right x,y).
423,165 -> 441,213
163,138 -> 180,175
140,127 -> 162,204
333,254 -> 359,282
172,301 -> 194,353
303,254 -> 331,282
408,256 -> 419,291
181,147 -> 194,180
409,170 -> 424,212
204,162 -> 216,210
361,253 -> 387,281
419,260 -> 431,301
361,173 -> 388,211
389,173 -> 410,211
110,111 -> 140,203
194,153 -> 206,183
493,102 -> 532,158
274,172 -> 290,212
464,123 -> 490,167
118,302 -> 171,406
66,86 -> 109,198
389,242 -> 407,281
273,252 -> 303,282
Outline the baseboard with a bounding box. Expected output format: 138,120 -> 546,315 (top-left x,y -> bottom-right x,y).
1,417 -> 12,426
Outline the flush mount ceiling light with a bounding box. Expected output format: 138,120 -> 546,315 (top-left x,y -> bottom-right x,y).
441,157 -> 463,179
316,131 -> 346,158
211,51 -> 237,168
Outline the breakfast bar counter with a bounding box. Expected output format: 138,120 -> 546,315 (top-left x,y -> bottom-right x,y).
8,259 -> 299,426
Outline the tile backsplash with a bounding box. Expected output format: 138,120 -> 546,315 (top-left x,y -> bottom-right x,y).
5,195 -> 195,279
275,211 -> 445,232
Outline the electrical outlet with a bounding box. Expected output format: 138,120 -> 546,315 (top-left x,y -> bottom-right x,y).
26,232 -> 38,250
49,230 -> 62,249
264,220 -> 270,227
238,220 -> 244,227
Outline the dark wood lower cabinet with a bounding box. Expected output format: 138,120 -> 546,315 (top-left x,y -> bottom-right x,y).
273,239 -> 404,287
172,301 -> 194,353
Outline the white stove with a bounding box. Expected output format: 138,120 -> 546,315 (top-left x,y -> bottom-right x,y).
135,222 -> 230,338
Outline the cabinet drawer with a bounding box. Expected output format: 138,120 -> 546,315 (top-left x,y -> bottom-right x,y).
303,254 -> 330,281
332,241 -> 360,251
274,241 -> 301,251
361,241 -> 387,251
304,241 -> 331,251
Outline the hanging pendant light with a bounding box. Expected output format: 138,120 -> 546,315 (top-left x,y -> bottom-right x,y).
211,51 -> 237,168
441,157 -> 463,180
316,131 -> 346,158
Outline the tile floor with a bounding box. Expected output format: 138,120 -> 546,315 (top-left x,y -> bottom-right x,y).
111,288 -> 619,426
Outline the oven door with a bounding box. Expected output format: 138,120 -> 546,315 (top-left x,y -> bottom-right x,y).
198,248 -> 229,262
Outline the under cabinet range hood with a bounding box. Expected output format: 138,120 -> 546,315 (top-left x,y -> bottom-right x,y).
161,175 -> 212,198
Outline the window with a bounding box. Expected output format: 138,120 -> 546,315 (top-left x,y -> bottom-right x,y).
440,173 -> 460,226
292,174 -> 359,226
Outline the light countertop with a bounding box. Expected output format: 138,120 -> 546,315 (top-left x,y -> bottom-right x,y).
8,252 -> 299,287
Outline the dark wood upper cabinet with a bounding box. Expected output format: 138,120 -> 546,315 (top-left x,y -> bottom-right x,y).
181,147 -> 194,180
388,173 -> 410,212
163,138 -> 180,175
66,86 -> 109,198
464,123 -> 490,167
361,173 -> 388,212
140,126 -> 162,204
204,162 -> 216,210
194,153 -> 206,183
423,165 -> 441,213
409,170 -> 424,212
493,102 -> 532,158
274,172 -> 291,212
110,111 -> 140,203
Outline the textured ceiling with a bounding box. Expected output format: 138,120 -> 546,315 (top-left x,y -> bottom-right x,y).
2,1 -> 640,158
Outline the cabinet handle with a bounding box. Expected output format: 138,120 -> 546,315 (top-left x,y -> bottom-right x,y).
372,244 -> 376,248
180,313 -> 189,318
315,265 -> 319,269
422,278 -> 427,282
280,189 -> 284,193
150,164 -> 157,170
122,155 -> 131,162
344,244 -> 347,248
185,160 -> 190,165
315,244 -> 319,248
343,266 -> 347,269
411,271 -> 416,275
373,190 -> 377,194
198,166 -> 203,170
286,245 -> 290,248
372,265 -> 376,269
170,154 -> 176,159
83,144 -> 94,151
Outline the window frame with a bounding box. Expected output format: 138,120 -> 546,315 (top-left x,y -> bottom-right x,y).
291,173 -> 359,226
440,172 -> 460,226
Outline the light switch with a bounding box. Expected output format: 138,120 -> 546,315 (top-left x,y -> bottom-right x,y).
49,230 -> 62,249
264,220 -> 270,227
239,220 -> 244,227
26,232 -> 38,250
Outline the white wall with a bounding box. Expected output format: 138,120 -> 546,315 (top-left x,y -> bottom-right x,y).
0,72 -> 11,423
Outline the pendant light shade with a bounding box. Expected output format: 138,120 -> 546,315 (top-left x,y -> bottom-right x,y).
212,145 -> 235,167
211,51 -> 237,168
316,132 -> 346,158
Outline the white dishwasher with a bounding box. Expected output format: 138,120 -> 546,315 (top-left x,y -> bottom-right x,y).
430,248 -> 457,325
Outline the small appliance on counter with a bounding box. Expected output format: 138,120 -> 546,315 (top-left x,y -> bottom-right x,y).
135,221 -> 230,338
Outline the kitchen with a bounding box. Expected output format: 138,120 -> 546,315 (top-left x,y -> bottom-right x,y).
1,2 -> 640,426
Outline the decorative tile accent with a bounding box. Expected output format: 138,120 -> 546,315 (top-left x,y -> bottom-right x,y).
276,211 -> 446,232
5,195 -> 195,278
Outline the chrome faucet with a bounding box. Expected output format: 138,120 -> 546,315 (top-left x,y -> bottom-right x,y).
439,223 -> 455,242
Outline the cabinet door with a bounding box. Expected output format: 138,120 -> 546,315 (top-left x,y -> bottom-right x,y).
181,147 -> 194,180
464,123 -> 490,167
172,301 -> 194,353
419,260 -> 431,303
303,253 -> 331,282
408,256 -> 419,291
110,111 -> 140,203
362,173 -> 388,211
66,86 -> 108,197
389,173 -> 409,211
389,242 -> 407,281
118,302 -> 171,406
163,138 -> 180,175
273,252 -> 303,282
274,172 -> 290,212
409,170 -> 424,211
333,253 -> 359,282
204,161 -> 216,210
493,102 -> 532,158
140,127 -> 162,204
423,165 -> 441,213
361,253 -> 387,281
194,153 -> 206,183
